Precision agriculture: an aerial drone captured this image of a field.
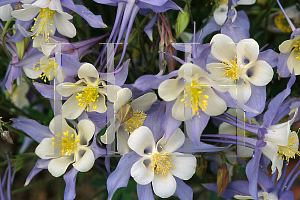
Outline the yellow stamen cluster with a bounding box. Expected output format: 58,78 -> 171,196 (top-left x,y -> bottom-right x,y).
277,131 -> 300,163
76,87 -> 99,111
149,150 -> 174,178
124,110 -> 147,134
181,80 -> 209,116
52,131 -> 80,156
274,12 -> 292,33
293,40 -> 300,61
31,8 -> 55,41
33,59 -> 57,82
222,56 -> 243,82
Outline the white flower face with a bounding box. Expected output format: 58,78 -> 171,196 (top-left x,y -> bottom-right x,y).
128,126 -> 196,198
35,115 -> 95,177
158,63 -> 227,121
57,63 -> 122,119
11,1 -> 76,42
279,35 -> 300,75
208,34 -> 273,103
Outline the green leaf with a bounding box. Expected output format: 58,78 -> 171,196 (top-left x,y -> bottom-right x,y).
175,5 -> 190,39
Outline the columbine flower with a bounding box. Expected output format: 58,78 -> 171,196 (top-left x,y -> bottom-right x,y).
24,40 -> 66,83
260,109 -> 299,180
158,63 -> 227,121
207,34 -> 273,103
100,88 -> 157,155
213,0 -> 256,25
279,35 -> 300,75
128,126 -> 196,198
57,63 -> 121,119
11,0 -> 76,41
35,115 -> 95,177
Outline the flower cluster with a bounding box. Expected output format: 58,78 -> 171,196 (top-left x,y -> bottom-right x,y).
0,0 -> 300,200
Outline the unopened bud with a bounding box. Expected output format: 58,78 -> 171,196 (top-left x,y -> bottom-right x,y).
217,163 -> 229,197
118,104 -> 134,124
196,153 -> 207,179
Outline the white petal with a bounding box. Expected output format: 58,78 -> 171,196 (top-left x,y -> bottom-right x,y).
219,122 -> 236,135
11,5 -> 40,21
210,34 -> 236,62
213,4 -> 233,25
23,67 -> 42,79
114,88 -> 132,112
56,82 -> 84,97
78,63 -> 99,83
49,115 -> 76,136
32,0 -> 50,8
93,94 -> 107,113
170,152 -> 196,180
77,119 -> 95,145
279,39 -> 297,54
260,141 -> 278,165
101,120 -> 120,144
0,4 -> 12,21
237,0 -> 256,5
152,173 -> 176,198
287,50 -> 300,75
271,155 -> 283,180
207,63 -> 227,80
131,158 -> 154,185
117,125 -> 131,155
104,85 -> 122,103
228,79 -> 251,103
131,92 -> 157,112
203,88 -> 227,116
128,126 -> 156,156
245,60 -> 273,86
237,145 -> 254,158
73,146 -> 95,172
238,39 -> 259,64
172,92 -> 194,121
157,128 -> 185,153
158,78 -> 184,102
35,138 -> 57,159
62,94 -> 84,119
178,63 -> 205,79
41,42 -> 56,57
266,122 -> 290,146
53,12 -> 76,38
48,156 -> 74,177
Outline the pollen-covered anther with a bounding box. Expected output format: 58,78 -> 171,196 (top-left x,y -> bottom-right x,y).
31,7 -> 55,41
52,131 -> 80,156
149,150 -> 174,178
35,60 -> 57,82
76,86 -> 99,111
181,80 -> 209,115
277,131 -> 300,163
222,56 -> 243,82
124,110 -> 147,134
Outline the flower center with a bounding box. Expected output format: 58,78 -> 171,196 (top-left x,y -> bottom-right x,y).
52,131 -> 80,156
181,80 -> 209,116
76,87 -> 99,111
277,131 -> 300,163
222,56 -> 243,82
274,12 -> 292,33
33,58 -> 57,82
124,110 -> 147,134
149,150 -> 174,178
31,7 -> 55,41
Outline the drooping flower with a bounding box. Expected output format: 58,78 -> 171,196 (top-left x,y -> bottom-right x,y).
158,63 -> 227,121
57,63 -> 121,119
100,88 -> 157,155
127,126 -> 196,198
213,0 -> 256,26
207,34 -> 273,104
